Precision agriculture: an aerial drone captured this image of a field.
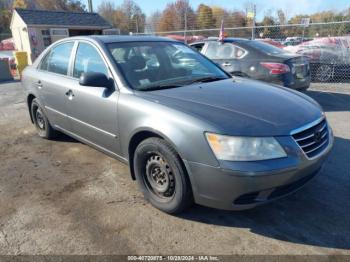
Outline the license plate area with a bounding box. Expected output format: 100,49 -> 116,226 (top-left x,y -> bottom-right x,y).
294,63 -> 308,79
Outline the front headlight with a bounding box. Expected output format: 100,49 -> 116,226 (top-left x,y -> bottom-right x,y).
205,133 -> 287,161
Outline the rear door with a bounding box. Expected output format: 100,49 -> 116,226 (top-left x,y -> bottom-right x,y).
36,41 -> 75,131
66,41 -> 120,154
203,42 -> 246,74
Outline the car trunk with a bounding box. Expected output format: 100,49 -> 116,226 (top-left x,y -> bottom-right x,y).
285,56 -> 310,80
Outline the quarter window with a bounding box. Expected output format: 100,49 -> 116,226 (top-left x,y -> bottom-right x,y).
40,42 -> 74,75
191,43 -> 205,52
73,43 -> 108,78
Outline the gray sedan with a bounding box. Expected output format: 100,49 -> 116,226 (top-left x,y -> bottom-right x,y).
22,36 -> 333,214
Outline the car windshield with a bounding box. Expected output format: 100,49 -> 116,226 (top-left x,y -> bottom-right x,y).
245,40 -> 285,55
108,41 -> 229,91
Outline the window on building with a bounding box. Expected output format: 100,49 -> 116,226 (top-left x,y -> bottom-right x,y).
41,30 -> 52,47
50,29 -> 69,36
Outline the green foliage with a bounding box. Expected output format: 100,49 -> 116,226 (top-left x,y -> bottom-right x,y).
196,4 -> 215,29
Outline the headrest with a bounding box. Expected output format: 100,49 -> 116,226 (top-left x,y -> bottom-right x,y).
128,56 -> 146,71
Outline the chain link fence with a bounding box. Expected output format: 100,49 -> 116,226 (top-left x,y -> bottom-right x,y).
137,21 -> 350,84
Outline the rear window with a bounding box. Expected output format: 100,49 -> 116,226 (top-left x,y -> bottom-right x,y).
245,40 -> 284,55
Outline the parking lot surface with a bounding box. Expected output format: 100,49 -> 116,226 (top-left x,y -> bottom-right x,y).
0,81 -> 349,255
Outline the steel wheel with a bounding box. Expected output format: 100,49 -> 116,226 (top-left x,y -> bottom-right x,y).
30,98 -> 58,139
144,154 -> 176,199
35,107 -> 46,131
133,137 -> 193,213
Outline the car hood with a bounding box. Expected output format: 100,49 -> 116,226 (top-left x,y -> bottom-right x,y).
137,78 -> 323,136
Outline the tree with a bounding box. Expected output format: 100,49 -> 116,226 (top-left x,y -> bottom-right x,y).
12,0 -> 28,9
119,0 -> 145,33
35,0 -> 85,11
98,0 -> 116,25
211,6 -> 226,28
277,9 -> 287,25
158,0 -> 195,32
97,0 -> 145,34
261,14 -> 276,38
145,11 -> 162,33
196,4 -> 215,29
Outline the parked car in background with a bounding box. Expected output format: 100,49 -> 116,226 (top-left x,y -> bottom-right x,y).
22,36 -> 332,213
0,38 -> 15,51
257,38 -> 285,49
0,50 -> 17,78
283,37 -> 313,47
285,36 -> 350,82
190,38 -> 311,90
165,34 -> 205,44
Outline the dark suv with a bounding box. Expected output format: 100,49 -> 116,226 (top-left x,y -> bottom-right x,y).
190,38 -> 311,90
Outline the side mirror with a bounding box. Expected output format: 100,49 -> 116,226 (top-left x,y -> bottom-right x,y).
79,72 -> 113,89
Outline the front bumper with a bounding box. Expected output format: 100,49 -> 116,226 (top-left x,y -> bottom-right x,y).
184,131 -> 333,211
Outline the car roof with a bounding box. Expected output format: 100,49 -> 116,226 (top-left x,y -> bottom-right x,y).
67,35 -> 178,44
191,37 -> 251,45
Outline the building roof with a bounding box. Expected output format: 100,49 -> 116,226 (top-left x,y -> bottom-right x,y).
15,8 -> 111,28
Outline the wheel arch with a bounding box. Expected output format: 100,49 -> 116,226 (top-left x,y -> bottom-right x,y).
127,128 -> 187,181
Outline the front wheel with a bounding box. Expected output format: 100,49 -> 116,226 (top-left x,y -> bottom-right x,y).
31,98 -> 58,139
133,138 -> 193,214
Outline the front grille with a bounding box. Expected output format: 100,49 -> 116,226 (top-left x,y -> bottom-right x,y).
292,118 -> 329,159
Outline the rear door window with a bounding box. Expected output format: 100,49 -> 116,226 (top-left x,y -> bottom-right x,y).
40,42 -> 74,75
205,42 -> 246,59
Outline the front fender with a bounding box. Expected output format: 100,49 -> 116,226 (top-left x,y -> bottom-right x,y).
117,93 -> 219,167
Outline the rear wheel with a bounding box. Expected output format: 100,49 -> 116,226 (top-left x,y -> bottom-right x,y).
297,84 -> 310,92
31,98 -> 58,139
133,137 -> 193,214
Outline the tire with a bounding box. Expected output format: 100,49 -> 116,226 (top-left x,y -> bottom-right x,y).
297,84 -> 310,92
31,98 -> 58,139
133,137 -> 193,214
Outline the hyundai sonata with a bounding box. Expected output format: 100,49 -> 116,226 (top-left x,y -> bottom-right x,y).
22,36 -> 333,213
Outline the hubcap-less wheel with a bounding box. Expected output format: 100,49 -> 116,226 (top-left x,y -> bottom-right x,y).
145,154 -> 175,199
35,108 -> 45,130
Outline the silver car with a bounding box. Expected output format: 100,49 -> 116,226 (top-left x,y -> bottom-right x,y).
22,36 -> 333,214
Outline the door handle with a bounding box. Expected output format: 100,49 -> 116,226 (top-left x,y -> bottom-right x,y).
37,80 -> 43,89
65,89 -> 75,99
223,62 -> 232,67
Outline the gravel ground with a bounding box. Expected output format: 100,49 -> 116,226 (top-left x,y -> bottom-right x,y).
0,81 -> 349,255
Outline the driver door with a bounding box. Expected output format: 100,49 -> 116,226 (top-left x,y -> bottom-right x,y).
66,41 -> 120,155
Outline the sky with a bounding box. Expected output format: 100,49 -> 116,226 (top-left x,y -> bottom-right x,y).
88,0 -> 350,21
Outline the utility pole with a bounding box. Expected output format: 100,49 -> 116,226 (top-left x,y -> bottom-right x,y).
88,0 -> 93,13
184,3 -> 188,44
251,4 -> 256,40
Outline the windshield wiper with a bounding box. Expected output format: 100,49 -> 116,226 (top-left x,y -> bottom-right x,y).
137,76 -> 227,91
186,76 -> 227,85
137,83 -> 184,91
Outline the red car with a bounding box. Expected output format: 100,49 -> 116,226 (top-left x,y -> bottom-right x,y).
0,38 -> 15,51
257,38 -> 285,49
